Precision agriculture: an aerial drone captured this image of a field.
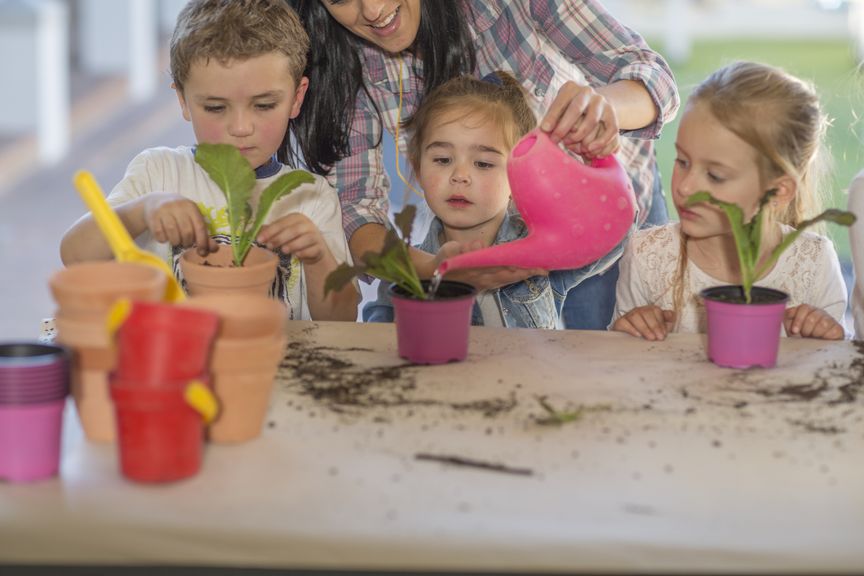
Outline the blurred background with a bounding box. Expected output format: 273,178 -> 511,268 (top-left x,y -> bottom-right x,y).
0,0 -> 861,338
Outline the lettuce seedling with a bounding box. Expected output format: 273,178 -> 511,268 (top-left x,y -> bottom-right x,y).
324,204 -> 426,300
194,143 -> 315,267
686,190 -> 855,304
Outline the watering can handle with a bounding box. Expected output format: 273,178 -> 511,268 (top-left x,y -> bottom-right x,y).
74,170 -> 137,258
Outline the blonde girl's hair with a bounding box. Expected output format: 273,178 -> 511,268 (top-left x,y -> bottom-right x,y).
170,0 -> 309,93
403,71 -> 537,174
671,61 -> 831,320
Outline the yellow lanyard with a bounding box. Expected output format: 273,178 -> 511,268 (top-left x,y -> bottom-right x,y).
394,56 -> 423,201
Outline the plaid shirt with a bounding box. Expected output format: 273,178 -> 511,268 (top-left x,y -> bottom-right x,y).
329,0 -> 680,238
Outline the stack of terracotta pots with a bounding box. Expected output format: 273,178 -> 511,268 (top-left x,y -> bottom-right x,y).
185,293 -> 287,443
109,300 -> 219,483
48,262 -> 166,442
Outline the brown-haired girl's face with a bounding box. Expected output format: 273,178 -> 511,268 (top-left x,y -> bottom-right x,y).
417,109 -> 512,240
321,0 -> 421,54
671,101 -> 765,240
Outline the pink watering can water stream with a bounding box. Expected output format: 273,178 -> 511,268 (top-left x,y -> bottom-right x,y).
437,129 -> 636,275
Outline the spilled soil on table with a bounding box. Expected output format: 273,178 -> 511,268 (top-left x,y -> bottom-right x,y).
277,339 -> 518,418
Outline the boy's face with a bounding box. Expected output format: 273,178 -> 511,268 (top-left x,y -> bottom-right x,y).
671,101 -> 768,240
176,53 -> 308,170
417,109 -> 511,240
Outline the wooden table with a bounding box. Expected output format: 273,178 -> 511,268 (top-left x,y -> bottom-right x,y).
2,322 -> 863,573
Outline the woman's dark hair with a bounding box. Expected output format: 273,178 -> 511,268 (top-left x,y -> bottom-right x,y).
281,1 -> 477,175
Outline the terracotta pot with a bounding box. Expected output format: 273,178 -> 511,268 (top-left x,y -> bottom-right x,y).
49,261 -> 166,319
179,245 -> 278,297
208,369 -> 277,443
54,315 -> 115,372
389,280 -> 476,365
185,293 -> 287,340
701,285 -> 789,369
211,336 -> 286,373
71,369 -> 115,442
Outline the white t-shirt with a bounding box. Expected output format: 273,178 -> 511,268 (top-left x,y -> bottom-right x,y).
848,171 -> 864,338
612,223 -> 851,337
107,146 -> 352,321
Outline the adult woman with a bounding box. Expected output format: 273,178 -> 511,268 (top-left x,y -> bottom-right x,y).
286,0 -> 679,328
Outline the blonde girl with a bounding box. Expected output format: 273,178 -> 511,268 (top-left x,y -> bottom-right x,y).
612,61 -> 849,341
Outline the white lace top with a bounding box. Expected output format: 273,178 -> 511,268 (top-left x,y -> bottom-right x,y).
612,223 -> 851,337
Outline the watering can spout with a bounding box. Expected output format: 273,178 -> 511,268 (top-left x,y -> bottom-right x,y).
437,129 -> 636,276
437,236 -> 547,276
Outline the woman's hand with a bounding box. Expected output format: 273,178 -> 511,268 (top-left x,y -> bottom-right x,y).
540,81 -> 621,159
612,305 -> 675,340
784,304 -> 844,340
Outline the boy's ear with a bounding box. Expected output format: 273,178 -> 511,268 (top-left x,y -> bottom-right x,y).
769,174 -> 797,209
175,85 -> 192,122
289,77 -> 310,119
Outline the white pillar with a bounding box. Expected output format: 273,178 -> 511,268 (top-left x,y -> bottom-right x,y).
36,0 -> 70,165
129,0 -> 158,102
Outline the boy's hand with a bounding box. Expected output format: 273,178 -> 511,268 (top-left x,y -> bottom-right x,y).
144,193 -> 217,256
257,213 -> 327,264
434,240 -> 547,291
541,81 -> 621,159
612,305 -> 675,341
784,305 -> 844,340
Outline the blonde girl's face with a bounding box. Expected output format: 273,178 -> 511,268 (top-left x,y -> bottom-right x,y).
320,0 -> 422,54
671,101 -> 767,239
417,110 -> 512,237
176,52 -> 308,170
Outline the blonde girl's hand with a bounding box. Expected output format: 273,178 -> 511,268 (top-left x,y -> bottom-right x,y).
540,81 -> 621,160
143,193 -> 218,256
612,305 -> 675,341
783,304 -> 844,340
257,213 -> 328,265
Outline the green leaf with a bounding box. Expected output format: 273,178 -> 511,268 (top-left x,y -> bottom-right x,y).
394,204 -> 416,242
194,143 -> 256,266
323,204 -> 427,300
238,169 -> 315,264
687,190 -> 857,305
755,208 -> 857,280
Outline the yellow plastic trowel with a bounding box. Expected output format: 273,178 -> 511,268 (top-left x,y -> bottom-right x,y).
73,170 -> 186,302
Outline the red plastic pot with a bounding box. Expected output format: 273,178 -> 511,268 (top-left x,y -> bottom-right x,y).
389,281 -> 476,365
113,301 -> 219,384
701,285 -> 789,369
110,384 -> 205,483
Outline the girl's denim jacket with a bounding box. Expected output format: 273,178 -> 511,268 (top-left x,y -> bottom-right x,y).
363,214 -> 630,329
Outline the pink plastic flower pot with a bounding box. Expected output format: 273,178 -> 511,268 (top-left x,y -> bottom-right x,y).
0,400 -> 65,483
701,286 -> 789,369
389,281 -> 476,365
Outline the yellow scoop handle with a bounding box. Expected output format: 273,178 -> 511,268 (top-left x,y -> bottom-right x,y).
73,170 -> 186,302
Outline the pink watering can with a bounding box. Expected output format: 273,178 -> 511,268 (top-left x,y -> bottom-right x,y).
437,129 -> 636,275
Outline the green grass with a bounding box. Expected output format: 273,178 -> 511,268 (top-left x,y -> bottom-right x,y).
650,38 -> 863,260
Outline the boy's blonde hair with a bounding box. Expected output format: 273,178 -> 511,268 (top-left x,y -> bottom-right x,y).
170,0 -> 309,93
672,61 -> 830,320
404,71 -> 537,174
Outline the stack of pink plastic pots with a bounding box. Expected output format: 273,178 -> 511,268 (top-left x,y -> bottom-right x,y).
0,343 -> 70,482
49,261 -> 166,442
185,293 -> 287,443
109,300 -> 220,483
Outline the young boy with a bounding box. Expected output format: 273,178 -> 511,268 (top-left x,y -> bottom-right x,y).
363,73 -> 626,328
60,0 -> 357,321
